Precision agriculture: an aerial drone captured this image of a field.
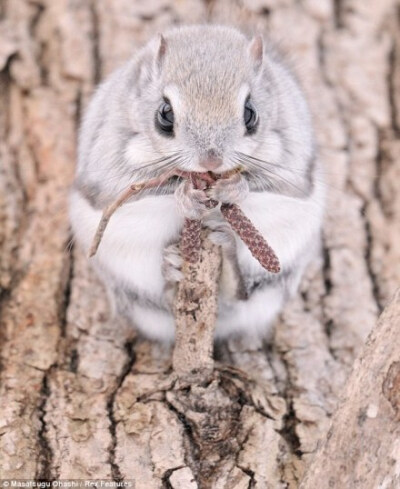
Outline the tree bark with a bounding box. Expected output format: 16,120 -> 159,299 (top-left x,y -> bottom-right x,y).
0,0 -> 399,487
172,230 -> 221,380
300,288 -> 400,489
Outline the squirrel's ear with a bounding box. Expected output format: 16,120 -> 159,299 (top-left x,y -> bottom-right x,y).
248,34 -> 263,73
156,34 -> 167,70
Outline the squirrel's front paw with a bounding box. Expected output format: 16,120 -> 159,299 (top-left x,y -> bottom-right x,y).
208,173 -> 249,204
162,243 -> 183,283
174,180 -> 209,220
162,243 -> 183,307
205,215 -> 237,257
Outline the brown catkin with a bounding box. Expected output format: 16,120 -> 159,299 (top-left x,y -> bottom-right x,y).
180,199 -> 219,264
221,203 -> 280,273
180,218 -> 202,263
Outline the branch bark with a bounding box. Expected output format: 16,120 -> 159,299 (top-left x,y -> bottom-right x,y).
172,230 -> 221,379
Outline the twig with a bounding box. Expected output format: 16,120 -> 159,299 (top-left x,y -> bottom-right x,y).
88,170 -> 177,257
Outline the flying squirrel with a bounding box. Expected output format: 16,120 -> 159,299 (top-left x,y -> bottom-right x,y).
69,25 -> 325,341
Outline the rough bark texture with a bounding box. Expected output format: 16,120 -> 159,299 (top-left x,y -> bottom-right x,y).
300,289 -> 400,489
173,230 -> 221,379
0,0 -> 399,487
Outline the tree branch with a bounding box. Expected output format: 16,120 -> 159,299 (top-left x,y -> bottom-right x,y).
172,229 -> 221,380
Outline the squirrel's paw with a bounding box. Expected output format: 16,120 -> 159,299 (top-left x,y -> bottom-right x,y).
174,180 -> 209,220
162,243 -> 183,307
208,173 -> 249,204
162,243 -> 183,283
205,216 -> 236,255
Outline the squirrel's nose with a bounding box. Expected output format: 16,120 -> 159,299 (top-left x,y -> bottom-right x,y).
199,150 -> 223,171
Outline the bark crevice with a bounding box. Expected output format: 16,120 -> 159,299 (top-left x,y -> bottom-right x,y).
107,339 -> 137,480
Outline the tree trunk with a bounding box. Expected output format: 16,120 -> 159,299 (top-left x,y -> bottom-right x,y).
300,288 -> 400,489
0,0 -> 399,487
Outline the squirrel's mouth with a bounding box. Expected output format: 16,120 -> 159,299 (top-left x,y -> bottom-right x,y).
167,174 -> 183,184
211,166 -> 243,177
166,165 -> 243,182
135,166 -> 245,198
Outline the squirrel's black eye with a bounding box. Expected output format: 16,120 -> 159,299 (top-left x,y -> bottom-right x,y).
156,99 -> 174,136
244,98 -> 258,134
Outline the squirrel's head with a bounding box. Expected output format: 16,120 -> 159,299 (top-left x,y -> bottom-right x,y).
129,26 -> 271,174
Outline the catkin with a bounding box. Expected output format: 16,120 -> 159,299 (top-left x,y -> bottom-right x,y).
180,218 -> 203,263
221,203 -> 280,273
179,200 -> 280,273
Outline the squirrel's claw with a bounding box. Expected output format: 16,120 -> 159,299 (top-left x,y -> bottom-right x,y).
174,180 -> 209,220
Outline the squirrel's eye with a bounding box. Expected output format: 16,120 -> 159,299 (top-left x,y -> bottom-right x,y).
156,100 -> 174,136
244,99 -> 258,134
